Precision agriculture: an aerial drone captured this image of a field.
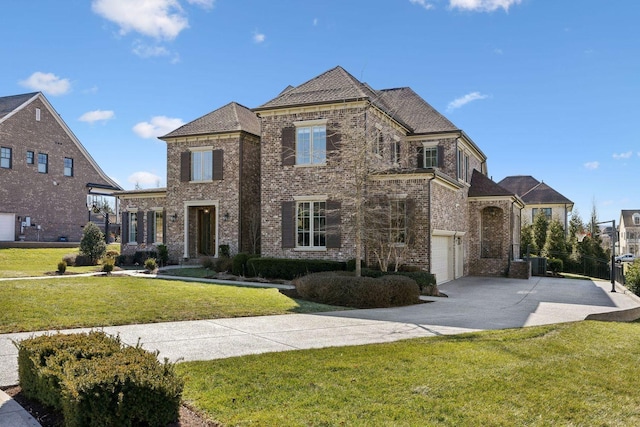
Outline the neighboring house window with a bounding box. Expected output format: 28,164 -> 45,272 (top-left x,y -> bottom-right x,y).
64,157 -> 73,177
297,201 -> 326,248
634,214 -> 640,226
390,199 -> 407,244
0,147 -> 11,169
532,208 -> 552,221
149,210 -> 164,244
38,153 -> 48,173
191,150 -> 213,181
26,151 -> 34,164
35,108 -> 41,121
296,125 -> 326,165
128,212 -> 138,243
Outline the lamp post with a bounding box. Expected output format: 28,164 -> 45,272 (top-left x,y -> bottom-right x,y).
597,220 -> 616,292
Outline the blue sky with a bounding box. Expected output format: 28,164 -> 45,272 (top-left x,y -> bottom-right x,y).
1,0 -> 638,224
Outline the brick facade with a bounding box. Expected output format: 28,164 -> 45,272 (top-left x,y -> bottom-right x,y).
0,94 -> 120,242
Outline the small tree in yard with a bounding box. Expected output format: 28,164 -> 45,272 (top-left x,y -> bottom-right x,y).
624,259 -> 640,296
80,222 -> 106,265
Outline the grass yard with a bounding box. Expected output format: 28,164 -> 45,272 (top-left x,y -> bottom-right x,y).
0,245 -> 119,278
0,276 -> 338,333
177,321 -> 640,426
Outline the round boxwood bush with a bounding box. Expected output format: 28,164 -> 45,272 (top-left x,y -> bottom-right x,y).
293,271 -> 420,308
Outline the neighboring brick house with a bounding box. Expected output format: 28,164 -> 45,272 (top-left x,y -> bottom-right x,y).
619,210 -> 640,256
118,66 -> 523,283
117,102 -> 261,259
0,92 -> 121,242
498,175 -> 573,231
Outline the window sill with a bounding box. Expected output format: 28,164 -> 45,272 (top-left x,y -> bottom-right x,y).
294,163 -> 326,168
294,247 -> 327,252
189,179 -> 214,184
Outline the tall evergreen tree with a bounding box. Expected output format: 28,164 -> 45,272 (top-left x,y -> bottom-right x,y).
532,210 -> 549,255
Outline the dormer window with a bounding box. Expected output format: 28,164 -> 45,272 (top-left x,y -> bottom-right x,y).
633,213 -> 640,226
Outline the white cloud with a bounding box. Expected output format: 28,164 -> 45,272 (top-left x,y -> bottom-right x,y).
613,151 -> 633,160
133,116 -> 185,138
449,0 -> 522,12
128,171 -> 163,188
185,0 -> 215,9
132,40 -> 171,58
253,31 -> 266,43
447,91 -> 489,111
409,0 -> 435,10
91,0 -> 189,40
19,72 -> 71,96
79,110 -> 115,124
584,161 -> 599,170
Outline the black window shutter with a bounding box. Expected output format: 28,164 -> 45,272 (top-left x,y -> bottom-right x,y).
437,146 -> 444,168
147,211 -> 155,244
213,149 -> 224,180
121,212 -> 129,243
180,152 -> 191,182
281,127 -> 296,166
326,200 -> 341,249
281,201 -> 295,248
326,129 -> 341,161
417,146 -> 425,168
136,213 -> 144,245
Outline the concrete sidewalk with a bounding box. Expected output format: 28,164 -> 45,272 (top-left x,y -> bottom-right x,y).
2,275 -> 639,426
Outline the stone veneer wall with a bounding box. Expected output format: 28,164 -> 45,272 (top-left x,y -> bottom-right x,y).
0,97 -> 116,242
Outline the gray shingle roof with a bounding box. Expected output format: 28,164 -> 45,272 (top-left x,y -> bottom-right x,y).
255,66 -> 376,110
161,102 -> 260,139
498,175 -> 572,204
620,210 -> 640,227
469,170 -> 515,197
0,92 -> 38,119
377,87 -> 459,134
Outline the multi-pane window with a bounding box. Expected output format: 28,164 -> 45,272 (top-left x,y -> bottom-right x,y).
464,154 -> 470,183
296,125 -> 326,165
634,214 -> 640,226
391,140 -> 401,164
0,147 -> 11,169
390,199 -> 407,244
64,157 -> 73,177
154,211 -> 164,243
26,151 -> 34,164
424,147 -> 438,168
373,131 -> 383,156
297,201 -> 326,248
128,212 -> 138,243
532,208 -> 552,222
191,150 -> 213,181
38,153 -> 48,173
457,148 -> 464,180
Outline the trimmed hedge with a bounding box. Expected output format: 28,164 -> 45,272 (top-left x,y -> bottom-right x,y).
247,258 -> 347,280
294,271 -> 421,308
17,331 -> 183,427
361,268 -> 438,295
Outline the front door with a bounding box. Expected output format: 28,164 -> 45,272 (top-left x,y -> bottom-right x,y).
197,207 -> 216,256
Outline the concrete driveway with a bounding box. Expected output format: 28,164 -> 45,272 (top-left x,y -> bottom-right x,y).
2,275 -> 639,388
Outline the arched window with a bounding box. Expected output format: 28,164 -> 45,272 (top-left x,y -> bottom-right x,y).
633,213 -> 640,226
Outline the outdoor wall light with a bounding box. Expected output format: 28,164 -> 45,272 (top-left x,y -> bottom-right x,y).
171,213 -> 178,222
223,212 -> 230,221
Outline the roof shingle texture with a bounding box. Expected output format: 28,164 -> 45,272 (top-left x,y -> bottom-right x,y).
0,92 -> 38,119
162,102 -> 260,139
498,175 -> 572,204
469,169 -> 515,197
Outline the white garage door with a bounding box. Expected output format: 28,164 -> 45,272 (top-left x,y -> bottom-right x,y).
432,235 -> 452,284
0,213 -> 15,241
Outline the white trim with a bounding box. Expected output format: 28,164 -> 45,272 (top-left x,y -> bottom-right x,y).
183,200 -> 219,259
188,145 -> 213,152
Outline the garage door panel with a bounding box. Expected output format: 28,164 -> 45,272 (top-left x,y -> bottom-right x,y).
0,214 -> 15,241
432,235 -> 451,285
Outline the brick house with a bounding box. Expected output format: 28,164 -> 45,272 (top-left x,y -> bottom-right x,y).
0,92 -> 121,242
498,175 -> 573,232
619,210 -> 640,257
118,67 -> 524,283
117,102 -> 261,259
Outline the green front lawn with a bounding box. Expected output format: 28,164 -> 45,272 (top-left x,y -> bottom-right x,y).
0,276 -> 338,333
0,245 -> 119,278
177,321 -> 640,426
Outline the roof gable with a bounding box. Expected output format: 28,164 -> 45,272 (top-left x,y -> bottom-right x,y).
255,66 -> 376,110
520,182 -> 573,205
469,169 -> 515,197
161,102 -> 260,139
0,92 -> 39,122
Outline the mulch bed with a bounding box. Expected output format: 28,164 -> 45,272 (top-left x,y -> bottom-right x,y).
1,385 -> 220,427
